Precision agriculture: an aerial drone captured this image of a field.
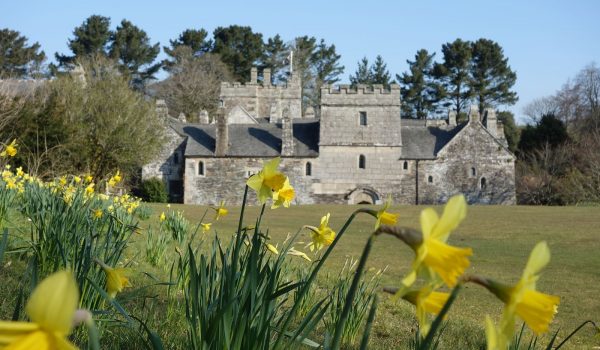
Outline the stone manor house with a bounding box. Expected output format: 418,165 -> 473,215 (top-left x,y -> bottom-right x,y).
142,67 -> 516,205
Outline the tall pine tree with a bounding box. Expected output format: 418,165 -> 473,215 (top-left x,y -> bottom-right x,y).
109,19 -> 161,89
433,38 -> 473,117
212,25 -> 263,81
0,28 -> 46,78
398,49 -> 441,119
469,38 -> 518,114
259,34 -> 289,84
55,15 -> 112,67
370,55 -> 391,87
349,57 -> 371,86
163,29 -> 212,71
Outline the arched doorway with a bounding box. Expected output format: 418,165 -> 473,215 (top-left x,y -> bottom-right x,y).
347,187 -> 380,205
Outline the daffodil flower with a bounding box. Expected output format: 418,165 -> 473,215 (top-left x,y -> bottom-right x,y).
93,208 -> 103,219
0,270 -> 79,349
480,242 -> 560,350
375,197 -> 398,229
402,285 -> 450,337
0,139 -> 17,157
159,212 -> 166,222
272,177 -> 295,209
201,222 -> 212,233
84,174 -> 93,183
401,195 -> 472,290
287,247 -> 312,262
265,243 -> 279,255
305,213 -> 336,252
246,157 -> 287,204
212,201 -> 228,221
108,170 -> 122,187
96,260 -> 132,299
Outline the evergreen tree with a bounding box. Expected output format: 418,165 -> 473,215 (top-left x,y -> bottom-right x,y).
259,34 -> 288,84
55,15 -> 112,67
497,111 -> 520,153
212,25 -> 263,81
0,28 -> 46,78
398,49 -> 441,119
518,114 -> 569,155
433,38 -> 473,117
469,38 -> 518,114
370,55 -> 391,87
163,29 -> 212,71
109,19 -> 161,89
349,57 -> 371,86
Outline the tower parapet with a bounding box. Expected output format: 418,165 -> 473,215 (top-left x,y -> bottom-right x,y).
320,84 -> 401,106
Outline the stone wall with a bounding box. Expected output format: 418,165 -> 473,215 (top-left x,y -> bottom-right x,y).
320,84 -> 402,146
219,71 -> 302,121
183,157 -> 317,206
141,123 -> 187,201
417,120 -> 516,204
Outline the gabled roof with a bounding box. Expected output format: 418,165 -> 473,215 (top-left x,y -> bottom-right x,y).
169,119 -> 319,157
400,119 -> 465,159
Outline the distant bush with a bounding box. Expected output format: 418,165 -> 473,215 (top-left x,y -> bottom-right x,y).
139,178 -> 168,203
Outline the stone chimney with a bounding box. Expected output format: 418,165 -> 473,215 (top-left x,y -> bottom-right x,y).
155,99 -> 169,119
198,110 -> 209,124
468,105 -> 480,123
269,102 -> 279,123
281,105 -> 294,156
263,68 -> 271,86
250,67 -> 258,84
215,112 -> 228,156
447,110 -> 457,126
483,108 -> 498,137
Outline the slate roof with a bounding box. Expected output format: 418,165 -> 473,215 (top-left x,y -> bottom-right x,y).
400,119 -> 465,159
169,117 -> 463,159
169,119 -> 319,157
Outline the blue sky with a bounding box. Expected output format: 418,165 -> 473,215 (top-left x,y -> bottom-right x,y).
2,0 -> 599,123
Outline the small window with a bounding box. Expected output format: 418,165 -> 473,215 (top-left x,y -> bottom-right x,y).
305,162 -> 312,176
173,153 -> 179,164
403,161 -> 408,170
358,155 -> 366,169
481,177 -> 487,190
471,167 -> 476,177
359,111 -> 367,126
198,161 -> 204,176
219,99 -> 224,107
428,175 -> 433,183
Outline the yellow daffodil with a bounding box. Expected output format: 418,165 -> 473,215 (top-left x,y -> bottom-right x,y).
159,212 -> 166,222
480,242 -> 559,350
402,286 -> 450,337
107,170 -> 122,187
265,243 -> 279,255
0,270 -> 79,349
15,167 -> 24,177
73,176 -> 81,184
1,139 -> 17,157
93,208 -> 103,219
305,213 -> 336,252
212,201 -> 228,221
287,247 -> 312,262
98,263 -> 132,299
59,176 -> 67,187
85,183 -> 94,196
246,157 -> 287,204
375,197 -> 398,229
272,177 -> 295,209
84,174 -> 93,183
201,222 -> 212,233
401,195 -> 472,290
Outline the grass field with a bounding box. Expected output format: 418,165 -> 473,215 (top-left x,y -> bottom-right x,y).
2,203 -> 599,349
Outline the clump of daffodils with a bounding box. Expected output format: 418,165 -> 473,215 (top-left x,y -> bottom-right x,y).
246,157 -> 295,209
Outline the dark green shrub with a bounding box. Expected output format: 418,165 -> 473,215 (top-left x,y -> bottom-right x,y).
139,178 -> 168,203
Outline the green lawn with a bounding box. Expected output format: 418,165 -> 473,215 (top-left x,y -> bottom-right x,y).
129,203 -> 600,349
2,203 -> 599,349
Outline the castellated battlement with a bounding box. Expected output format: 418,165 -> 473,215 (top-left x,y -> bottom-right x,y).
321,83 -> 401,106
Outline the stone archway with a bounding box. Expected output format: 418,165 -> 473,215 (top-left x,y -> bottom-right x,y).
347,187 -> 381,205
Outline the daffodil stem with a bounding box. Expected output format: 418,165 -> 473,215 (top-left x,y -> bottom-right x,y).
419,284 -> 462,350
236,185 -> 249,235
554,320 -> 599,349
272,208 -> 367,350
359,294 -> 379,350
330,233 -> 376,350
